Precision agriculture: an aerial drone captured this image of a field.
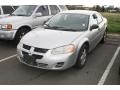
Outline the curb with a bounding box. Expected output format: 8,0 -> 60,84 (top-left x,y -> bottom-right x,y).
107,33 -> 120,39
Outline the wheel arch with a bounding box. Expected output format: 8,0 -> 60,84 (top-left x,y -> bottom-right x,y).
17,25 -> 32,31
77,39 -> 90,54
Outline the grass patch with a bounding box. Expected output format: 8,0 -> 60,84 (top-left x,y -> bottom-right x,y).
101,12 -> 120,33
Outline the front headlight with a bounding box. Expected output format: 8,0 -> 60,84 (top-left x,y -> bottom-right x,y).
2,24 -> 12,30
51,44 -> 75,55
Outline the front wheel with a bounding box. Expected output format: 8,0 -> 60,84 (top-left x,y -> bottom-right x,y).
14,28 -> 30,44
75,45 -> 88,69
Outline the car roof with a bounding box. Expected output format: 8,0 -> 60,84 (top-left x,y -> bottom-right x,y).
60,10 -> 97,15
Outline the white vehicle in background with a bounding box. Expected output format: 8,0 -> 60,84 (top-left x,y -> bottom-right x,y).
0,5 -> 67,43
0,5 -> 18,18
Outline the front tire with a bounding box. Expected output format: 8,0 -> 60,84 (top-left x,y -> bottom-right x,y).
75,45 -> 88,69
14,28 -> 30,44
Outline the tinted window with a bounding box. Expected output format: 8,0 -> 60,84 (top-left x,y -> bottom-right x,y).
2,6 -> 14,14
49,5 -> 60,15
36,5 -> 49,16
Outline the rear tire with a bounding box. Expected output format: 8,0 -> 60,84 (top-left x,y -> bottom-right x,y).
14,28 -> 30,44
100,31 -> 107,44
75,44 -> 88,69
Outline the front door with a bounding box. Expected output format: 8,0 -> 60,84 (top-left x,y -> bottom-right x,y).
33,5 -> 52,28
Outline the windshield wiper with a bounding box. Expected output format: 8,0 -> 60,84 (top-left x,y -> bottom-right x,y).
44,25 -> 65,30
50,26 -> 65,29
61,29 -> 80,32
44,24 -> 50,27
44,25 -> 82,31
15,14 -> 28,16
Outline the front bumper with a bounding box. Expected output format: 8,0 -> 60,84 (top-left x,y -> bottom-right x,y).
17,45 -> 77,70
0,29 -> 17,40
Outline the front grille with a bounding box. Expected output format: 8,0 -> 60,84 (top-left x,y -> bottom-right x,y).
32,54 -> 43,59
22,51 -> 44,66
22,51 -> 28,55
22,52 -> 37,66
23,44 -> 31,50
34,47 -> 48,53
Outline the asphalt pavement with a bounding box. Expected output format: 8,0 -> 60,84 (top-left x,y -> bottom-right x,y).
0,35 -> 119,85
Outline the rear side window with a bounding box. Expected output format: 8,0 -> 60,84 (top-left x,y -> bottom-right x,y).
96,13 -> 103,24
2,6 -> 14,14
36,5 -> 49,16
49,5 -> 60,15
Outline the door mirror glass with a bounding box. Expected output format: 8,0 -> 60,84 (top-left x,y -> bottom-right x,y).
90,24 -> 99,30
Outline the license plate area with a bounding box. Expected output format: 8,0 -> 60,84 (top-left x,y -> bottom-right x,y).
23,54 -> 37,66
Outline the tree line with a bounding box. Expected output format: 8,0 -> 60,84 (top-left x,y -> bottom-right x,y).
66,5 -> 120,13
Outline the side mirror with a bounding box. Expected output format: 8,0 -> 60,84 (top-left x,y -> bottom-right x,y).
90,24 -> 99,30
34,13 -> 42,17
93,14 -> 97,19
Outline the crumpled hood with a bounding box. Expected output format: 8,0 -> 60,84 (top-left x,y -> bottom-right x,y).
22,28 -> 85,49
0,16 -> 30,24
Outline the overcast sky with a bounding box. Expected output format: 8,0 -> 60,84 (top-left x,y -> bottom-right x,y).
0,0 -> 119,7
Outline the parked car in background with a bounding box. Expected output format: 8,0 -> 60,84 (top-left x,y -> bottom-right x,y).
0,5 -> 67,43
17,10 -> 108,70
0,5 -> 18,18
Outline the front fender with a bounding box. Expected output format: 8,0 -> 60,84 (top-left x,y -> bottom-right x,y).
76,38 -> 89,53
71,38 -> 89,65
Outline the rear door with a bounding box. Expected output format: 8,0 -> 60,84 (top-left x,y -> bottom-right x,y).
88,14 -> 100,50
96,13 -> 106,40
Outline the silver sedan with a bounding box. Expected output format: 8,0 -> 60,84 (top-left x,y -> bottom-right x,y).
17,10 -> 108,70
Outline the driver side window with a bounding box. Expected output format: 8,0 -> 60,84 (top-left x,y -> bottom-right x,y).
36,6 -> 49,16
90,14 -> 98,26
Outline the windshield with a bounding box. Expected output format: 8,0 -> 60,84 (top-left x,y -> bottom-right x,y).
44,13 -> 89,31
12,5 -> 37,16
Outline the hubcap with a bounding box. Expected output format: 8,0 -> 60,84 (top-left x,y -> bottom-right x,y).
80,48 -> 87,65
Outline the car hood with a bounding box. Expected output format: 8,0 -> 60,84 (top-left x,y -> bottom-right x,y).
0,16 -> 30,24
22,28 -> 85,49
